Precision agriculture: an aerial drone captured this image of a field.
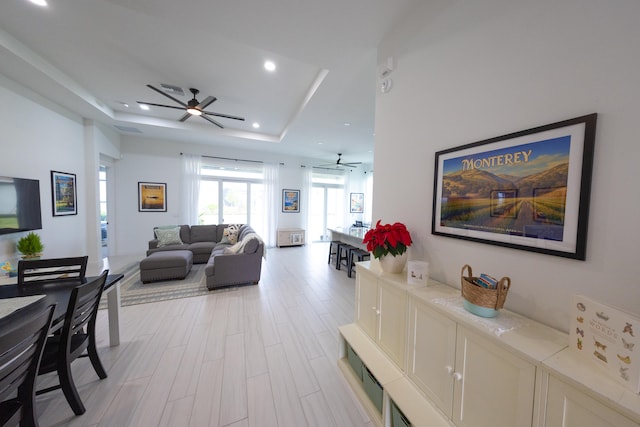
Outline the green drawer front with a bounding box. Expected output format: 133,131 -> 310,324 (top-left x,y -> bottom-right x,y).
363,366 -> 383,414
347,344 -> 363,383
391,400 -> 411,427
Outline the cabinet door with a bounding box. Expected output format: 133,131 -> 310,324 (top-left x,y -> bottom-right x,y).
356,269 -> 378,340
453,327 -> 536,427
407,297 -> 457,418
378,280 -> 408,369
544,375 -> 639,427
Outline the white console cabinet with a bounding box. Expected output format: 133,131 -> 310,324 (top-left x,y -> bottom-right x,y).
355,263 -> 424,370
342,261 -> 568,427
540,348 -> 640,426
276,228 -> 305,247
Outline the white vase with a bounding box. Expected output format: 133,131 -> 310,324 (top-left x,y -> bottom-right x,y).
378,252 -> 408,274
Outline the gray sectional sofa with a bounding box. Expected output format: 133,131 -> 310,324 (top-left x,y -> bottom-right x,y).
146,224 -> 264,290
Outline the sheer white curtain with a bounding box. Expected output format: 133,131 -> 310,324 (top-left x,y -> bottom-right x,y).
342,169 -> 352,228
181,153 -> 201,225
303,166 -> 313,233
262,162 -> 279,248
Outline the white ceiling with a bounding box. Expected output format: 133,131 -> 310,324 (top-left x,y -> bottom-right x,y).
0,0 -> 418,166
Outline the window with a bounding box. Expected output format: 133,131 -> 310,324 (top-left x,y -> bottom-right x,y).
198,161 -> 265,236
309,170 -> 345,242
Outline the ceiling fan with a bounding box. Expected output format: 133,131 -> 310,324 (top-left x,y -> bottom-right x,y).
137,84 -> 245,128
319,153 -> 362,168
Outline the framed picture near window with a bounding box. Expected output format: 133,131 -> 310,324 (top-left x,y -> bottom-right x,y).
51,170 -> 77,216
282,189 -> 300,213
432,113 -> 597,260
138,182 -> 167,212
350,193 -> 364,213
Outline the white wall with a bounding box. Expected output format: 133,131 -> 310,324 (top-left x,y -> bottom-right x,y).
0,75 -> 88,262
373,0 -> 640,331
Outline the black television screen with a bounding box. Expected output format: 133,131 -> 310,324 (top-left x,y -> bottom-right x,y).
0,176 -> 43,235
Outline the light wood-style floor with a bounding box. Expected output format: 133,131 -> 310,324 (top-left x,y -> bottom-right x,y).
35,243 -> 373,427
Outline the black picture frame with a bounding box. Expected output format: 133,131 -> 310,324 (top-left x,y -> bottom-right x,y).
51,170 -> 77,216
138,182 -> 167,212
432,113 -> 597,260
282,189 -> 300,213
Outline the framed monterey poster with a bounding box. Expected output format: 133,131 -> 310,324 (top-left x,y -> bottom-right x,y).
432,114 -> 597,260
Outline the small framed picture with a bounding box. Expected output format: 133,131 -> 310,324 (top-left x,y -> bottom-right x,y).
350,193 -> 364,213
282,189 -> 300,213
51,170 -> 77,216
138,182 -> 167,212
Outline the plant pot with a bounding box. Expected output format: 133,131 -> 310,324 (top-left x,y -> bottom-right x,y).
378,252 -> 408,274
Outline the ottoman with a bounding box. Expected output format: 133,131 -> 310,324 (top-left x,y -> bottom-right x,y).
139,250 -> 193,283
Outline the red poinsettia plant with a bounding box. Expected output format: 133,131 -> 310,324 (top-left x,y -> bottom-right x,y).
362,220 -> 412,259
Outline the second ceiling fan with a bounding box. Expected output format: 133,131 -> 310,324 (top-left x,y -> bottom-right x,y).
319,153 -> 362,168
137,84 -> 245,128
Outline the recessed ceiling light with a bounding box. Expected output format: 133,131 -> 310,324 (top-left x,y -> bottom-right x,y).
29,0 -> 47,6
343,122 -> 351,126
139,104 -> 150,111
252,122 -> 260,129
264,60 -> 276,72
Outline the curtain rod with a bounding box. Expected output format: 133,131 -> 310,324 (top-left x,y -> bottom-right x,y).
180,152 -> 263,164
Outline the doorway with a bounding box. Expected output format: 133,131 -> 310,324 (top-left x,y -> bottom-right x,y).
99,164 -> 109,258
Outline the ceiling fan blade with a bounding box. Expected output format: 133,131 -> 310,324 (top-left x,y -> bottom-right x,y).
178,112 -> 191,122
201,114 -> 224,128
137,101 -> 186,111
202,111 -> 245,121
198,96 -> 217,110
146,84 -> 187,107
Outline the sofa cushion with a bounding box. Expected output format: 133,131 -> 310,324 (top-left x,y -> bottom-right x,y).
155,227 -> 183,247
189,241 -> 216,255
190,225 -> 217,243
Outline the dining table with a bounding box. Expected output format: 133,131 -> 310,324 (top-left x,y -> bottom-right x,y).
0,273 -> 124,346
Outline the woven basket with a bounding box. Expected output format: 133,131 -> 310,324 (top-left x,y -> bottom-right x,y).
460,264 -> 511,310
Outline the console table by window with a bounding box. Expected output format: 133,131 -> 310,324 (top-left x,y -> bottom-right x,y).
277,228 -> 305,247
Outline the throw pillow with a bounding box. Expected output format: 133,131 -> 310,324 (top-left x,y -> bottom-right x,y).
155,227 -> 183,247
220,224 -> 241,245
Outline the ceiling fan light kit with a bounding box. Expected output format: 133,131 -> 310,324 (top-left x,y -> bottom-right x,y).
137,84 -> 244,128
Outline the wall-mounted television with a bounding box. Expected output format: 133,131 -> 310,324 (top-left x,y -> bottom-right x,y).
0,176 -> 43,236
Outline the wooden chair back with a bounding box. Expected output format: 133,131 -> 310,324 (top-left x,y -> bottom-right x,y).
36,270 -> 109,415
17,256 -> 88,285
0,301 -> 55,426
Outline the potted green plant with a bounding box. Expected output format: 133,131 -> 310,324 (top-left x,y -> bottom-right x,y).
17,232 -> 44,259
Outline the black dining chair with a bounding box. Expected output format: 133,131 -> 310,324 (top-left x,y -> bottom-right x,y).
0,301 -> 55,427
35,270 -> 109,415
17,256 -> 88,285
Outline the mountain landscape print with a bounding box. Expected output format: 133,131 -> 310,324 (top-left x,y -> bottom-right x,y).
440,135 -> 572,241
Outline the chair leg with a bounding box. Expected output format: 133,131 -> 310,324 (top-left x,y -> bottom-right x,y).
58,360 -> 86,415
18,384 -> 39,427
87,335 -> 107,379
347,249 -> 355,278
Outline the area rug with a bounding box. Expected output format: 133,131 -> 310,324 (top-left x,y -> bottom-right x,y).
99,263 -> 209,308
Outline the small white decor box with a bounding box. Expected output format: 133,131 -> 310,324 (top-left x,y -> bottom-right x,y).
407,261 -> 429,286
569,294 -> 639,393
